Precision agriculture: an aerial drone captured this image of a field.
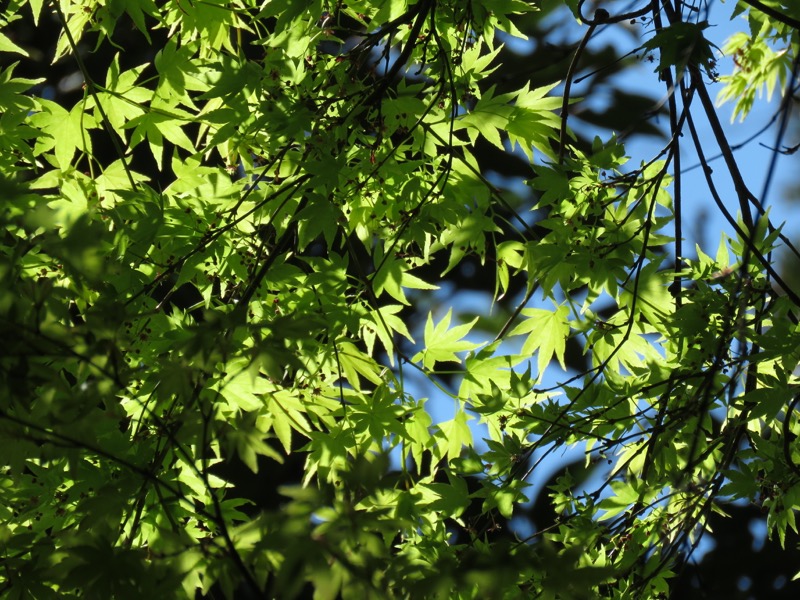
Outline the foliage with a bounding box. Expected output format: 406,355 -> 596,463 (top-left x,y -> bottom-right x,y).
0,0 -> 799,598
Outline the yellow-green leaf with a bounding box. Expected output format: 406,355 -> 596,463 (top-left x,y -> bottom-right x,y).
0,32 -> 29,57
509,304 -> 571,378
413,309 -> 480,370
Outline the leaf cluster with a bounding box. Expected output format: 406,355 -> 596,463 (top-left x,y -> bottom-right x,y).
1,0 -> 799,598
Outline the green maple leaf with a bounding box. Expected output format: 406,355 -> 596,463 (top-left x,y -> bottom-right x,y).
509,304 -> 571,378
372,255 -> 439,305
413,309 -> 480,370
641,21 -> 719,79
434,410 -> 474,462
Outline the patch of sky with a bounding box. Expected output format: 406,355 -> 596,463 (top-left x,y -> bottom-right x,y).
749,517 -> 768,552
495,30 -> 537,57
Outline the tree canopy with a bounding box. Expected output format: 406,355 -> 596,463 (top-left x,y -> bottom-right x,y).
1,0 -> 799,598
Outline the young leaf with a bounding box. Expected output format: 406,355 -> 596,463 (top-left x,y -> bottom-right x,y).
413,309 -> 481,370
508,303 -> 571,378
